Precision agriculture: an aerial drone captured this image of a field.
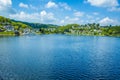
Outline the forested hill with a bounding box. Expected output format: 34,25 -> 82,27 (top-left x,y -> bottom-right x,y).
0,16 -> 31,29
0,16 -> 120,37
0,16 -> 32,36
0,16 -> 58,35
11,20 -> 58,28
0,16 -> 58,29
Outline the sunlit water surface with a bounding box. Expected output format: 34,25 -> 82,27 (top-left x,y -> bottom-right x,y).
0,35 -> 120,80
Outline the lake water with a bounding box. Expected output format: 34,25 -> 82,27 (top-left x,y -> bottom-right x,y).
0,35 -> 120,80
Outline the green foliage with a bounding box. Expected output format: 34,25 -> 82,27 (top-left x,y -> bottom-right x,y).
39,23 -> 120,37
0,16 -> 32,36
0,16 -> 120,37
0,31 -> 15,36
0,16 -> 11,25
0,16 -> 31,29
11,20 -> 58,28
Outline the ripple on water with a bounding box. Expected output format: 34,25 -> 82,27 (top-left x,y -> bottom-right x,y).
0,35 -> 120,80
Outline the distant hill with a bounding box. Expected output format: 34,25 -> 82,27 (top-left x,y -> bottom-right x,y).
0,16 -> 58,29
0,16 -> 31,29
0,16 -> 35,35
1,16 -> 120,37
11,20 -> 58,28
0,16 -> 58,35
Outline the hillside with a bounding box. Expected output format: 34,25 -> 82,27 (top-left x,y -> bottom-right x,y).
39,23 -> 120,37
0,16 -> 32,36
0,16 -> 120,37
11,20 -> 58,28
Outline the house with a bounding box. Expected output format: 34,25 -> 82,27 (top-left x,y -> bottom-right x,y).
23,28 -> 31,34
0,28 -> 5,32
3,25 -> 14,31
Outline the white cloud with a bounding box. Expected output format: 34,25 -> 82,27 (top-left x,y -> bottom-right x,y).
0,0 -> 15,15
45,1 -> 71,11
108,7 -> 120,12
99,17 -> 118,25
0,0 -> 12,7
87,0 -> 120,12
60,20 -> 65,24
74,11 -> 84,17
59,3 -> 71,10
86,14 -> 93,19
45,1 -> 58,8
67,17 -> 80,23
9,10 -> 57,24
87,0 -> 119,8
93,12 -> 99,15
29,5 -> 38,11
9,11 -> 40,22
40,10 -> 57,23
65,16 -> 69,19
40,10 -> 47,16
19,3 -> 38,10
60,16 -> 83,25
19,3 -> 29,8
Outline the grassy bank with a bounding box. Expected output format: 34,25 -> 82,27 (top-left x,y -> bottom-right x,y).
0,31 -> 15,36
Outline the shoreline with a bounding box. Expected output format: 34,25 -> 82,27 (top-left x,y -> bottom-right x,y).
0,33 -> 120,38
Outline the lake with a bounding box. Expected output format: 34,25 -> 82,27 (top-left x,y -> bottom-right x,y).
0,35 -> 120,80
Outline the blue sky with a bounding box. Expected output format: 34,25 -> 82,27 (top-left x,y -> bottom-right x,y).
0,0 -> 120,25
